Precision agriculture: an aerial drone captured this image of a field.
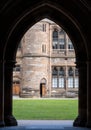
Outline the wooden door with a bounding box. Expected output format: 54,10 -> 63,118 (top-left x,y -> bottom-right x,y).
13,84 -> 20,95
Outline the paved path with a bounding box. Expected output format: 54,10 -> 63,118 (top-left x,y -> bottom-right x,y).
0,120 -> 89,130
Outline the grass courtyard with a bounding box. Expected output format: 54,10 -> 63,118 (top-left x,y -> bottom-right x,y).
13,99 -> 78,120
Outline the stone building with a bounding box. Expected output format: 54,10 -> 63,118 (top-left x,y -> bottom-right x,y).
13,19 -> 78,98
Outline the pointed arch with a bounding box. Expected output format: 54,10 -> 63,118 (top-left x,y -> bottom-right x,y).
3,1 -> 87,62
0,0 -> 90,127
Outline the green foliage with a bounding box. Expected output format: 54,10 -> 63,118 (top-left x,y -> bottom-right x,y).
13,99 -> 78,120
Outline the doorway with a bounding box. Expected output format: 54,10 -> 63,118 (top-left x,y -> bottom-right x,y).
40,78 -> 47,97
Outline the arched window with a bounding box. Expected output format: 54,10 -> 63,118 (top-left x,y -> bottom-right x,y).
52,29 -> 58,49
52,28 -> 65,50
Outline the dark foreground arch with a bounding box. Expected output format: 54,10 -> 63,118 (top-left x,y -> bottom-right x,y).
0,0 -> 91,128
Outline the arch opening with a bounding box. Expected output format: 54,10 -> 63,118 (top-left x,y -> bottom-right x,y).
13,18 -> 79,99
1,1 -> 89,127
11,19 -> 79,123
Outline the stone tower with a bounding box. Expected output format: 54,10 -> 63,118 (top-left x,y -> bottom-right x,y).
20,20 -> 52,97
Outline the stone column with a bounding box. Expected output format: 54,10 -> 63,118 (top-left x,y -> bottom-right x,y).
4,60 -> 17,126
86,61 -> 91,127
0,60 -> 5,127
73,61 -> 87,127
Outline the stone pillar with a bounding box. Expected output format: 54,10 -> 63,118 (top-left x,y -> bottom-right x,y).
4,60 -> 17,126
0,60 -> 5,127
73,61 -> 87,127
73,67 -> 75,88
86,61 -> 91,127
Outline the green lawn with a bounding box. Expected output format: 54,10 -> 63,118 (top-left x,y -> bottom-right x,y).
13,99 -> 78,120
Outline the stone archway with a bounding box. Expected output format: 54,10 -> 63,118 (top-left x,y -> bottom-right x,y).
0,0 -> 91,128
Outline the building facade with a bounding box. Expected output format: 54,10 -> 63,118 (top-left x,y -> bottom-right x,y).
13,19 -> 78,98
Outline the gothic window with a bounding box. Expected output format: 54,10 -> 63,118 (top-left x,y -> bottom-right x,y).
52,28 -> 65,50
52,29 -> 58,49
